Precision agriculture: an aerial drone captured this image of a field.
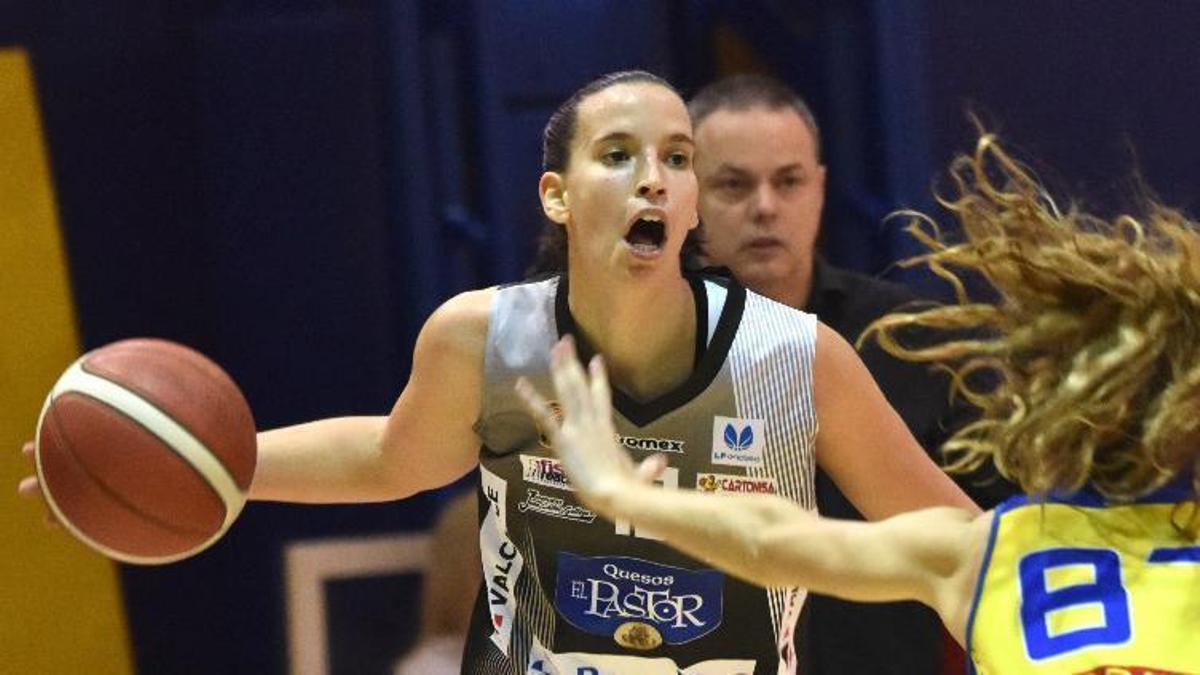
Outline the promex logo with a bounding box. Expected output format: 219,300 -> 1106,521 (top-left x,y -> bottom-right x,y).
617,434 -> 685,454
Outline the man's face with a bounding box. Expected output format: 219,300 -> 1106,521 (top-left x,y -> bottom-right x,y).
694,106 -> 826,298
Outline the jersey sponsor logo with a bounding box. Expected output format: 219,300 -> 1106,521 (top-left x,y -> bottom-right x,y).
481,464 -> 508,531
536,400 -> 565,448
696,472 -> 776,494
518,488 -> 597,524
554,552 -> 724,647
613,621 -> 662,651
480,465 -> 522,654
521,454 -> 575,491
526,634 -> 756,675
617,434 -> 685,454
711,416 -> 766,468
776,587 -> 804,673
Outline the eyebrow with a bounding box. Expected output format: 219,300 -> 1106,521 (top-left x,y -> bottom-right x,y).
714,162 -> 805,176
592,131 -> 695,147
668,133 -> 695,147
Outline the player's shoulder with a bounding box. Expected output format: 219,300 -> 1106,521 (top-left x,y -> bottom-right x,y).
434,286 -> 497,324
419,287 -> 498,358
432,274 -> 563,344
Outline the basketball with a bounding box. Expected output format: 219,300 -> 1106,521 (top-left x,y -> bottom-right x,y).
34,338 -> 257,565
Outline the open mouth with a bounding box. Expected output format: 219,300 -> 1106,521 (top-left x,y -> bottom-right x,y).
624,216 -> 666,256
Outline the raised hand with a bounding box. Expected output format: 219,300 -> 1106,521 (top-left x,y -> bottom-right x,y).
515,336 -> 665,510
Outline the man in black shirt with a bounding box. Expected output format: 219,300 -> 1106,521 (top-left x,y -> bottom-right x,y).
689,73 -> 1007,675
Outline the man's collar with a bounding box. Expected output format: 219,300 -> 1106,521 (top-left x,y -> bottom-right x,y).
811,255 -> 851,297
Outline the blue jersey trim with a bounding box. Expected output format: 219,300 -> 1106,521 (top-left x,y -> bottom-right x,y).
999,477 -> 1193,510
964,504 -> 1010,674
1000,490 -> 1104,509
1142,471 -> 1195,503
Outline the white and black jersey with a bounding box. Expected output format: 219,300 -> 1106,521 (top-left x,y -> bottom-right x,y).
463,272 -> 819,675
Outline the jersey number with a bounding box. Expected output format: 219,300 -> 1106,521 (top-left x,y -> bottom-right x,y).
1016,545 -> 1200,660
615,468 -> 679,540
1017,548 -> 1131,660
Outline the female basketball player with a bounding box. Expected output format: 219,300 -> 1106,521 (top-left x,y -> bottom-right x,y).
519,134 -> 1200,674
21,71 -> 974,674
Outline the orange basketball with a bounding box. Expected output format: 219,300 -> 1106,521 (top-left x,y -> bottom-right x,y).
34,338 -> 257,564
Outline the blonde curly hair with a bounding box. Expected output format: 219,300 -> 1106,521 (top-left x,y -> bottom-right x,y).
862,134 -> 1200,527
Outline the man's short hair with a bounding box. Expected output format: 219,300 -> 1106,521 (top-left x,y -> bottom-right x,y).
688,74 -> 822,161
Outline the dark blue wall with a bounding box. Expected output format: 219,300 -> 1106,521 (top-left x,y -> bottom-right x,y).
5,1 -> 1199,672
923,1 -> 1200,215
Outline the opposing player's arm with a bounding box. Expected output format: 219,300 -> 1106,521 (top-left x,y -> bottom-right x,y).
812,321 -> 980,519
250,289 -> 491,503
518,337 -> 989,645
591,487 -> 986,641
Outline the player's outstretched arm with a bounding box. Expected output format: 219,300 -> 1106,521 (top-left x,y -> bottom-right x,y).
517,337 -> 988,644
251,289 -> 492,504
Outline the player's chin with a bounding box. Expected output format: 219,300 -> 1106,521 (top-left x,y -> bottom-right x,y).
733,253 -> 789,284
737,242 -> 786,264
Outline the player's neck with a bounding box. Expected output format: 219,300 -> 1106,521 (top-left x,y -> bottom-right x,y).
566,270 -> 697,402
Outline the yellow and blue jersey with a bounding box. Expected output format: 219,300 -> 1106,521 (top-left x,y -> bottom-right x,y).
967,483 -> 1200,674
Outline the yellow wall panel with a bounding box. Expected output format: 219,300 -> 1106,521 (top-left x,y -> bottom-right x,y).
0,47 -> 134,675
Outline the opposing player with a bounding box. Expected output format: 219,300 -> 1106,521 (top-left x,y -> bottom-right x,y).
21,71 -> 975,674
519,134 -> 1200,673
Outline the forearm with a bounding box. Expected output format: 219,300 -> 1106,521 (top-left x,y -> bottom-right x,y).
592,483 -> 833,590
591,483 -> 961,605
250,416 -> 399,503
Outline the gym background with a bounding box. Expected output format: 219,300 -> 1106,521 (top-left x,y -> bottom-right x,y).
3,2 -> 1199,673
